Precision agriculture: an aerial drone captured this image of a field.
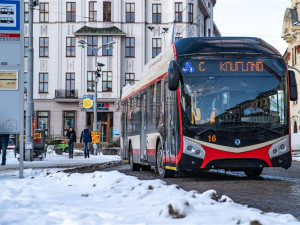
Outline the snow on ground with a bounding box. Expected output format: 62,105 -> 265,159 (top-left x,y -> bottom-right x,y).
0,169 -> 299,225
293,153 -> 300,162
0,149 -> 121,171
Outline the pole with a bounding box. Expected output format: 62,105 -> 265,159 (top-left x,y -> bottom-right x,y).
93,49 -> 98,155
25,0 -> 34,161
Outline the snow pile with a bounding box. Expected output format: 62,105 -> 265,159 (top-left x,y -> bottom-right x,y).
293,154 -> 300,162
0,169 -> 299,225
1,150 -> 121,171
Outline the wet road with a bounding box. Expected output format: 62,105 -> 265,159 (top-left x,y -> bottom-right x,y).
105,161 -> 300,219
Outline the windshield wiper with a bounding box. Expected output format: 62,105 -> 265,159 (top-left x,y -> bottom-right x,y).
255,126 -> 282,136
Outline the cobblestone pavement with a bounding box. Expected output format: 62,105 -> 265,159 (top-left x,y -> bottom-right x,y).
105,161 -> 300,219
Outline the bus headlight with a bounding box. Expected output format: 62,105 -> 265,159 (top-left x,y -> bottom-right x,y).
268,136 -> 289,159
183,137 -> 206,159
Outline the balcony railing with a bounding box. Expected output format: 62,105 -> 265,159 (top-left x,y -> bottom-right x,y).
55,89 -> 78,98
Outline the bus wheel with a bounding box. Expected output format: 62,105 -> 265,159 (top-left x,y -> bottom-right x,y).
244,168 -> 263,178
156,142 -> 174,178
129,144 -> 140,171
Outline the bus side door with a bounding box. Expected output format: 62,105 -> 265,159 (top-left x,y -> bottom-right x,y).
140,93 -> 147,162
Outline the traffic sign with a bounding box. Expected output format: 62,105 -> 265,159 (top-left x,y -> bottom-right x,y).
91,131 -> 99,143
0,0 -> 21,31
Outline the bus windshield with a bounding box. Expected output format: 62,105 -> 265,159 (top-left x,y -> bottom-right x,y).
179,56 -> 288,147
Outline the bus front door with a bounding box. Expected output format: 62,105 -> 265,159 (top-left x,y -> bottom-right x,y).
140,94 -> 147,162
165,84 -> 177,166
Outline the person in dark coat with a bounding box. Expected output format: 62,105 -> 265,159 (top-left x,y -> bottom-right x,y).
66,127 -> 76,158
0,134 -> 10,166
80,125 -> 92,158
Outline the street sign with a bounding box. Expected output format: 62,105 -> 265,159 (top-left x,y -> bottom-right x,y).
82,95 -> 94,109
0,0 -> 24,135
91,131 -> 99,143
0,70 -> 18,90
0,0 -> 20,31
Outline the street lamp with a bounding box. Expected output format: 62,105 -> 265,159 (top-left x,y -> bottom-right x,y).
78,39 -> 116,153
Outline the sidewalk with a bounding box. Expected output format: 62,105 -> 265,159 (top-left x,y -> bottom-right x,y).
0,149 -> 121,172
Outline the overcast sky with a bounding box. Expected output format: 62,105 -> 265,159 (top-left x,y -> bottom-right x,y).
214,0 -> 291,54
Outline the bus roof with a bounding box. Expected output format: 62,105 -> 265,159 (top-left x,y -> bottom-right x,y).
174,37 -> 282,57
121,37 -> 282,102
121,44 -> 174,101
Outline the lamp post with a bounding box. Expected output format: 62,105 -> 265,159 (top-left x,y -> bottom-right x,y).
78,39 -> 116,153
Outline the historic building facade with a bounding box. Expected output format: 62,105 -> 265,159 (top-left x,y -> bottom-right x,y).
282,0 -> 300,135
25,0 -> 220,142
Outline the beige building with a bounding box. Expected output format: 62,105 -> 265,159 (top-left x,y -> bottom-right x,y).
282,0 -> 300,150
25,0 -> 220,143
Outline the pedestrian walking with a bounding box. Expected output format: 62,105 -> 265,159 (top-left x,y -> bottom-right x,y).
66,127 -> 76,158
0,134 -> 10,166
80,125 -> 92,158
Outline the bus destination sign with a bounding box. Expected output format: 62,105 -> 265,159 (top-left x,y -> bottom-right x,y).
182,61 -> 264,74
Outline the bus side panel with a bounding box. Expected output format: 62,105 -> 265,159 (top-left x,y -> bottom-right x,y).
146,132 -> 160,166
130,135 -> 141,164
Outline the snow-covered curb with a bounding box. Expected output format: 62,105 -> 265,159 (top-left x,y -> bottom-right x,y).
293,154 -> 300,162
0,169 -> 299,225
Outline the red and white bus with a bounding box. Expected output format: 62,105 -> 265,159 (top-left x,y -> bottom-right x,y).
121,37 -> 298,178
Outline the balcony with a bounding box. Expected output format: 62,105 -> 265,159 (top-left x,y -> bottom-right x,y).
54,89 -> 79,103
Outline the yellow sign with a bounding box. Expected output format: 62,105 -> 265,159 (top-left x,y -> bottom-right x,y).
91,131 -> 99,143
0,71 -> 18,90
83,98 -> 93,109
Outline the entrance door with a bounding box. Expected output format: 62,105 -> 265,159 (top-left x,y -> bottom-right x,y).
86,112 -> 113,143
99,122 -> 108,142
140,94 -> 147,162
164,83 -> 176,164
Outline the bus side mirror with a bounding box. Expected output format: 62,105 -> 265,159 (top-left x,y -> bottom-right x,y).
168,60 -> 181,91
289,70 -> 298,101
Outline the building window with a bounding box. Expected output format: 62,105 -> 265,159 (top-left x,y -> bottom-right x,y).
66,2 -> 76,22
125,73 -> 135,85
39,73 -> 48,93
37,111 -> 49,137
188,3 -> 193,23
103,1 -> 111,22
87,71 -> 95,92
152,4 -> 161,24
102,36 -> 113,56
24,37 -> 29,57
66,37 -> 75,57
152,38 -> 161,58
125,37 -> 135,57
66,73 -> 75,96
39,37 -> 49,57
89,1 -> 97,21
24,2 -> 29,23
24,72 -> 28,93
63,111 -> 75,136
102,71 -> 112,92
175,2 -> 183,22
126,3 -> 135,23
87,36 -> 98,56
39,2 -> 49,22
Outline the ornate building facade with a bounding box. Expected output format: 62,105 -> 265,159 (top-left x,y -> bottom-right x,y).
25,0 -> 220,142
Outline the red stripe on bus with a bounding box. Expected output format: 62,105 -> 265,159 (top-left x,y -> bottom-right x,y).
200,144 -> 273,169
121,73 -> 168,101
176,89 -> 184,165
147,149 -> 156,156
133,149 -> 140,154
